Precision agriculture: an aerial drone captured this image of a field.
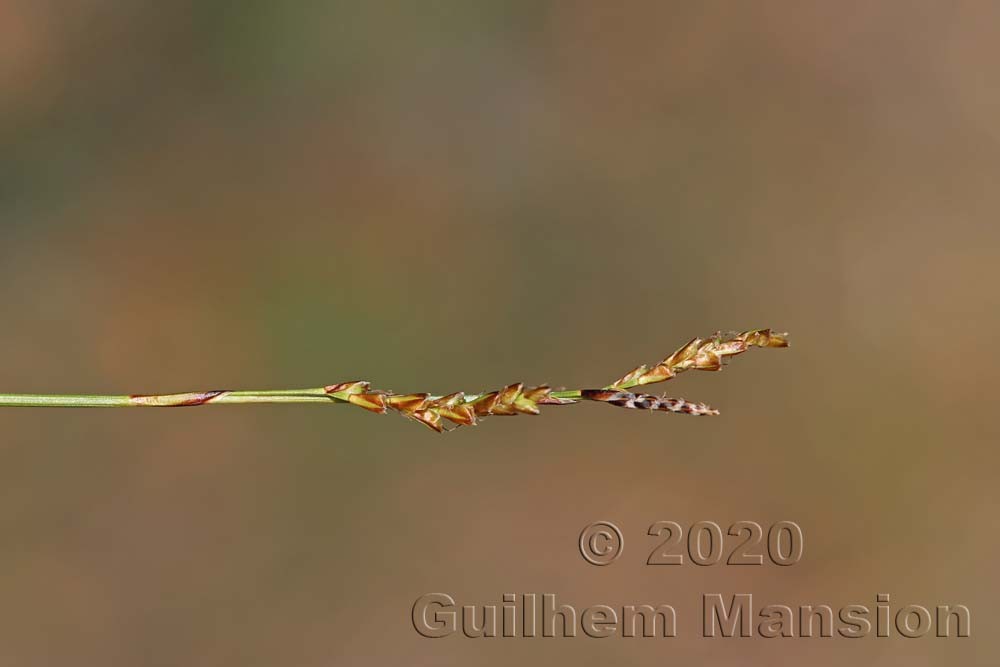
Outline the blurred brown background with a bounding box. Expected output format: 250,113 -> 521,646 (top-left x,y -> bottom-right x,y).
1,1 -> 997,665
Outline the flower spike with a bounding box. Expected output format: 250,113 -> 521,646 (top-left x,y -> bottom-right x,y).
0,328 -> 788,432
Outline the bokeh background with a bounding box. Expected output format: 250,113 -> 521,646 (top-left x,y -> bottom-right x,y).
1,1 -> 997,665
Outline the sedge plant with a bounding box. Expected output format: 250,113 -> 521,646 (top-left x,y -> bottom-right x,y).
0,328 -> 788,432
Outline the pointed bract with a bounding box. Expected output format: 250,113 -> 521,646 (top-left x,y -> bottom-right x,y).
348,393 -> 387,413
411,409 -> 444,432
387,393 -> 430,413
325,380 -> 370,395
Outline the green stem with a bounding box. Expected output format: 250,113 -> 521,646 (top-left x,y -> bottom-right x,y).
0,394 -> 132,408
0,387 -> 587,409
0,388 -> 349,408
0,388 -> 584,409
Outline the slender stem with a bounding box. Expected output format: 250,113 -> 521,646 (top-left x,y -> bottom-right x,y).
550,389 -> 583,400
0,394 -> 132,408
0,388 -> 347,408
0,389 -> 583,408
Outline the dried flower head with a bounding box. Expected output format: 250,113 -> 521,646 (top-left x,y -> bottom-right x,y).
322,328 -> 789,431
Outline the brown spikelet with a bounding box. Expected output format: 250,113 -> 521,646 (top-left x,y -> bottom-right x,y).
611,328 -> 788,389
611,365 -> 650,387
410,409 -> 444,432
429,392 -> 464,407
436,404 -> 477,426
347,393 -> 388,413
470,391 -> 501,416
428,392 -> 477,426
523,385 -> 573,406
488,383 -> 523,416
387,393 -> 430,412
512,396 -> 541,415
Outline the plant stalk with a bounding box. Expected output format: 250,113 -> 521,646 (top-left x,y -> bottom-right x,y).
0,328 -> 788,430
